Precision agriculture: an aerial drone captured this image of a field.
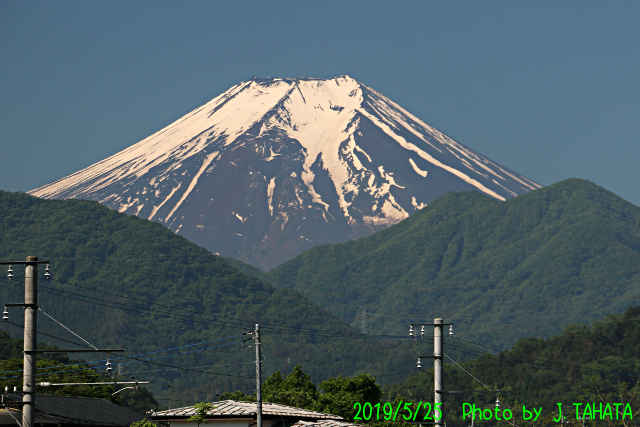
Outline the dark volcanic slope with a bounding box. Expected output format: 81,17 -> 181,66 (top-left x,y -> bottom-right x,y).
30,76 -> 539,270
265,179 -> 640,347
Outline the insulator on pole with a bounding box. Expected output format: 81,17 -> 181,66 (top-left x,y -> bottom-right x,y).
496,397 -> 500,408
409,325 -> 414,337
449,324 -> 453,338
420,325 -> 425,338
7,266 -> 13,280
45,264 -> 51,279
2,307 -> 7,322
417,357 -> 422,369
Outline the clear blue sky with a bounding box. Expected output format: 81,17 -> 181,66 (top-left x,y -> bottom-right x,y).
2,1 -> 639,205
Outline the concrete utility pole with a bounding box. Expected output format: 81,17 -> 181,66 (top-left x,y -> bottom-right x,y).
410,318 -> 452,427
255,323 -> 262,427
434,318 -> 443,427
0,256 -> 48,427
2,257 -> 125,427
23,256 -> 38,427
0,256 -> 44,427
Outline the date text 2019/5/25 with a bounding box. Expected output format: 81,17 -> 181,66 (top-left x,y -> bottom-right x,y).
353,401 -> 442,421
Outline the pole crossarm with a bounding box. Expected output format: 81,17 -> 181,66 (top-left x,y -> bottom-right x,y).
27,349 -> 125,354
410,323 -> 453,326
0,261 -> 50,265
4,303 -> 38,308
435,390 -> 511,394
38,381 -> 149,387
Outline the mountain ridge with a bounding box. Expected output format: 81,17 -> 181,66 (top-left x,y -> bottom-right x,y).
264,178 -> 640,346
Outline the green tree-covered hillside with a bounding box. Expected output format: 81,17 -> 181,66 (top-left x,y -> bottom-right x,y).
265,179 -> 640,348
0,191 -> 416,409
385,304 -> 640,424
0,330 -> 159,413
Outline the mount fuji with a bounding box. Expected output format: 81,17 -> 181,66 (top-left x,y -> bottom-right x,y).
30,75 -> 541,269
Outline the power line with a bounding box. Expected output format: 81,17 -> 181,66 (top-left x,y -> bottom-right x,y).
0,341 -> 254,380
39,307 -> 97,349
45,277 -> 365,338
7,289 -> 632,383
116,351 -> 255,379
1,277 -> 376,339
12,269 -> 635,343
4,262 -> 640,338
445,338 -> 639,379
444,353 -> 491,392
159,384 -> 217,398
0,333 -> 245,376
357,287 -> 640,328
3,320 -> 94,350
298,268 -> 640,298
0,320 -> 254,379
124,361 -> 255,375
2,345 -> 246,379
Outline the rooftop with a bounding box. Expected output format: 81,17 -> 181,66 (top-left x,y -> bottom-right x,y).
153,400 -> 344,420
291,420 -> 368,427
0,394 -> 145,426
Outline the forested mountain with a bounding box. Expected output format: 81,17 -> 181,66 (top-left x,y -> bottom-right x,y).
0,191 -> 417,408
4,178 -> 638,414
265,179 -> 640,348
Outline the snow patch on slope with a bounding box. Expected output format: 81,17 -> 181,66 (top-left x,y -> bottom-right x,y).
166,151 -> 219,224
409,158 -> 428,178
149,184 -> 181,220
412,197 -> 427,210
357,108 -> 506,201
281,76 -> 363,218
267,177 -> 276,216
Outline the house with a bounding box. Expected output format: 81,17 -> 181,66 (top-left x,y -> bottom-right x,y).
151,400 -> 365,427
0,394 -> 147,426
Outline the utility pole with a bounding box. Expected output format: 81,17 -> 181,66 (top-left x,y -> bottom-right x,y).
2,257 -> 124,426
0,256 -> 47,427
434,318 -> 443,427
255,323 -> 262,427
23,256 -> 38,427
410,318 -> 452,427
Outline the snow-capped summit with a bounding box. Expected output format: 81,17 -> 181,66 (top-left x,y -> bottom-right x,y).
30,76 -> 540,269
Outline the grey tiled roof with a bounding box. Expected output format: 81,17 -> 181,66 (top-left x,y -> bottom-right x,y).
154,400 -> 343,420
292,420 -> 369,427
0,394 -> 145,426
